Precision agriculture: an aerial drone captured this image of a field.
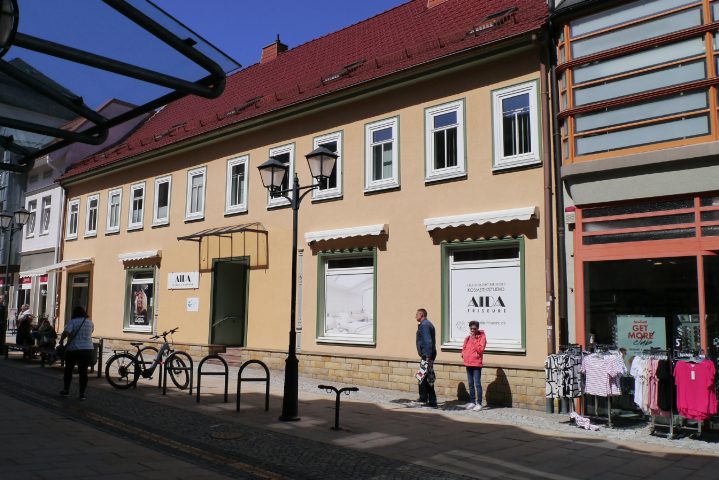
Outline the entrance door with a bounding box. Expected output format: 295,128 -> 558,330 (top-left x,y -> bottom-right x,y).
211,259 -> 248,346
66,273 -> 90,320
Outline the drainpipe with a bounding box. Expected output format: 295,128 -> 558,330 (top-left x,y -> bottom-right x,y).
538,32 -> 557,414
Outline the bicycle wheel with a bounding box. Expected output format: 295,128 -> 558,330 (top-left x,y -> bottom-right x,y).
167,356 -> 190,390
138,346 -> 158,370
105,353 -> 140,389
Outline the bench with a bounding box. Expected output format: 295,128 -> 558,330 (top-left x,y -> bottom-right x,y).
4,342 -> 101,371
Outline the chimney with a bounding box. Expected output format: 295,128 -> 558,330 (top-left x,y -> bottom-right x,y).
427,0 -> 450,8
260,35 -> 288,64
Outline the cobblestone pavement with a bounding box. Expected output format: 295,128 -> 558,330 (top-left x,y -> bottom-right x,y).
2,355 -> 719,479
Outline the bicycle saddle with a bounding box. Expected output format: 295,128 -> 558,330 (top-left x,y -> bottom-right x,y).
130,342 -> 143,347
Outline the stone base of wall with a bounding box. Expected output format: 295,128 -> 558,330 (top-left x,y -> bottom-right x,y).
228,348 -> 546,411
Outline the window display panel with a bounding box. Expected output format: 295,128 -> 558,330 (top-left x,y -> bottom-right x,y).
705,256 -> 719,359
584,258 -> 700,353
125,270 -> 154,332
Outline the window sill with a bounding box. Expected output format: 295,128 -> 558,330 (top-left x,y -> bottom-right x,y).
123,327 -> 152,334
39,232 -> 50,237
364,182 -> 400,194
311,193 -> 343,204
83,233 -> 97,239
267,202 -> 291,211
127,225 -> 144,232
316,336 -> 376,347
441,341 -> 525,354
224,208 -> 248,217
151,222 -> 170,229
105,230 -> 120,236
424,171 -> 466,184
65,236 -> 77,242
492,157 -> 541,172
184,216 -> 204,224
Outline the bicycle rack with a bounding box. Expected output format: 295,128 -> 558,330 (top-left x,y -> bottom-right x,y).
96,338 -> 104,378
163,351 -> 194,396
196,354 -> 229,403
236,359 -> 270,412
318,385 -> 359,430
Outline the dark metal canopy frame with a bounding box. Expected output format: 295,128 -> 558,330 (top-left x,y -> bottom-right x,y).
0,0 -> 239,172
178,222 -> 269,272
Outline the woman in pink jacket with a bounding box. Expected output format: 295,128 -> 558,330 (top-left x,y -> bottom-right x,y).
461,321 -> 487,411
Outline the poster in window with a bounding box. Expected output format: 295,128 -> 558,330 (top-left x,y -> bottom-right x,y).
449,265 -> 522,352
323,269 -> 374,341
132,283 -> 152,326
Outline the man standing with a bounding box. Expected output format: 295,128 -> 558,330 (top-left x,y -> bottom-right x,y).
415,308 -> 437,408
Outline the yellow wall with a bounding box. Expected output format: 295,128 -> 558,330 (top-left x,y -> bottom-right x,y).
62,48 -> 551,368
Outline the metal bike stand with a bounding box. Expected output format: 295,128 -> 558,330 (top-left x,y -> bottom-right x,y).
236,359 -> 270,412
96,338 -> 104,378
196,354 -> 229,403
162,351 -> 194,396
318,385 -> 359,430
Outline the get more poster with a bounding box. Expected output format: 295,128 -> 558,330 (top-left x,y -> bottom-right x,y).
617,315 -> 666,365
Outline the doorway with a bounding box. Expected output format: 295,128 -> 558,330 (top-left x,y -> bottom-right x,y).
66,273 -> 90,321
210,258 -> 248,346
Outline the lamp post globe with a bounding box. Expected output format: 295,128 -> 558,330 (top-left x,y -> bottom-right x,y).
0,0 -> 19,58
13,207 -> 29,227
0,213 -> 12,229
305,146 -> 338,182
257,157 -> 289,192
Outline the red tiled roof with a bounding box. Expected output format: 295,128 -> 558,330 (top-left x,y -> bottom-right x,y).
61,0 -> 547,181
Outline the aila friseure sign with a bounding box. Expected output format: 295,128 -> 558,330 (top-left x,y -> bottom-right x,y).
167,272 -> 199,290
448,251 -> 523,352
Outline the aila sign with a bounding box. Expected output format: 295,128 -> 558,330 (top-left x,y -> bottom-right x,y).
167,272 -> 199,290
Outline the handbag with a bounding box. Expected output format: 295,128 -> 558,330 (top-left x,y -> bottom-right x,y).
55,317 -> 87,359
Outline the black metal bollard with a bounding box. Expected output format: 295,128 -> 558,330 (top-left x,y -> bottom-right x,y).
318,385 -> 359,430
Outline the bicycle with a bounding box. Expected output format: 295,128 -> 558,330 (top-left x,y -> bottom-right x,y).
105,327 -> 190,390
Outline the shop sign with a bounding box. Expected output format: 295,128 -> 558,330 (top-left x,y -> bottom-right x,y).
39,275 -> 48,284
168,272 -> 199,289
617,315 -> 666,363
20,277 -> 32,290
449,264 -> 522,352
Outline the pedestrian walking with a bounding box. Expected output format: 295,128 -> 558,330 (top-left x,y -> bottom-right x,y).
461,320 -> 486,411
59,306 -> 94,400
415,308 -> 437,408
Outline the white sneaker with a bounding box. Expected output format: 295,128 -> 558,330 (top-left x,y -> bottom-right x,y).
473,404 -> 483,411
464,402 -> 475,410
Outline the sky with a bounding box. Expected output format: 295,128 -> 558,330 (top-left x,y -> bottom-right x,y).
8,0 -> 408,109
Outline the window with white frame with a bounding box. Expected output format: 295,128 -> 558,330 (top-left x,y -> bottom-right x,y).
185,167 -> 206,220
153,176 -> 172,225
317,252 -> 376,345
365,117 -> 399,191
267,144 -> 294,207
492,81 -> 540,170
124,268 -> 155,332
128,183 -> 145,230
40,196 -> 52,234
225,155 -> 248,214
106,188 -> 122,233
312,132 -> 342,200
66,199 -> 79,239
425,100 -> 465,182
84,194 -> 98,237
25,200 -> 36,238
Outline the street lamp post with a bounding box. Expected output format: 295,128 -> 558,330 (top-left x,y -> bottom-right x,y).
258,146 -> 338,421
0,208 -> 30,349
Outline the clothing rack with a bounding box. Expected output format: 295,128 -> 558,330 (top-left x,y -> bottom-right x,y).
643,348 -> 676,439
557,344 -> 583,413
581,346 -> 620,428
670,348 -> 706,437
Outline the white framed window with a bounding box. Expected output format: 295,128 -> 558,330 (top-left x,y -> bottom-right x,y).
267,143 -> 294,208
492,81 -> 540,170
153,175 -> 172,225
425,99 -> 466,182
40,196 -> 52,234
365,117 -> 399,192
312,132 -> 342,200
106,188 -> 122,233
225,155 -> 248,214
66,199 -> 79,240
185,167 -> 206,220
124,268 -> 155,333
317,252 -> 376,345
84,194 -> 99,237
128,183 -> 145,230
25,200 -> 37,238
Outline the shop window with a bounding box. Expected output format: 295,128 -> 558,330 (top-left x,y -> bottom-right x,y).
267,144 -> 294,207
185,167 -> 206,220
39,276 -> 48,320
128,183 -> 145,230
317,251 -> 375,345
26,199 -> 36,238
66,199 -> 79,240
84,194 -> 98,237
365,117 -> 399,192
124,269 -> 155,332
225,155 -> 248,214
153,175 -> 172,225
492,82 -> 540,170
106,189 -> 122,233
312,132 -> 342,200
442,239 -> 525,352
425,100 -> 465,182
704,256 -> 719,357
571,0 -> 696,38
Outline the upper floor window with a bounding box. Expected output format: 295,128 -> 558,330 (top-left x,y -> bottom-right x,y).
225,156 -> 248,214
40,196 -> 52,235
312,132 -> 342,200
267,144 -> 294,208
66,199 -> 79,240
425,100 -> 465,182
85,194 -> 99,237
106,188 -> 122,233
153,176 -> 172,225
26,200 -> 36,238
365,117 -> 399,192
128,183 -> 145,230
185,167 -> 206,220
492,81 -> 540,170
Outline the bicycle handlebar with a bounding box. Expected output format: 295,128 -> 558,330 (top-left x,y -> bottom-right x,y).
149,327 -> 179,341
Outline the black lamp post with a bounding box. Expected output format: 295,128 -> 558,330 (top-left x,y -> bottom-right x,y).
0,0 -> 19,59
258,146 -> 338,421
0,207 -> 29,348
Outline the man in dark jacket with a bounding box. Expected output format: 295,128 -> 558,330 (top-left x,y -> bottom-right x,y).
415,308 -> 437,407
